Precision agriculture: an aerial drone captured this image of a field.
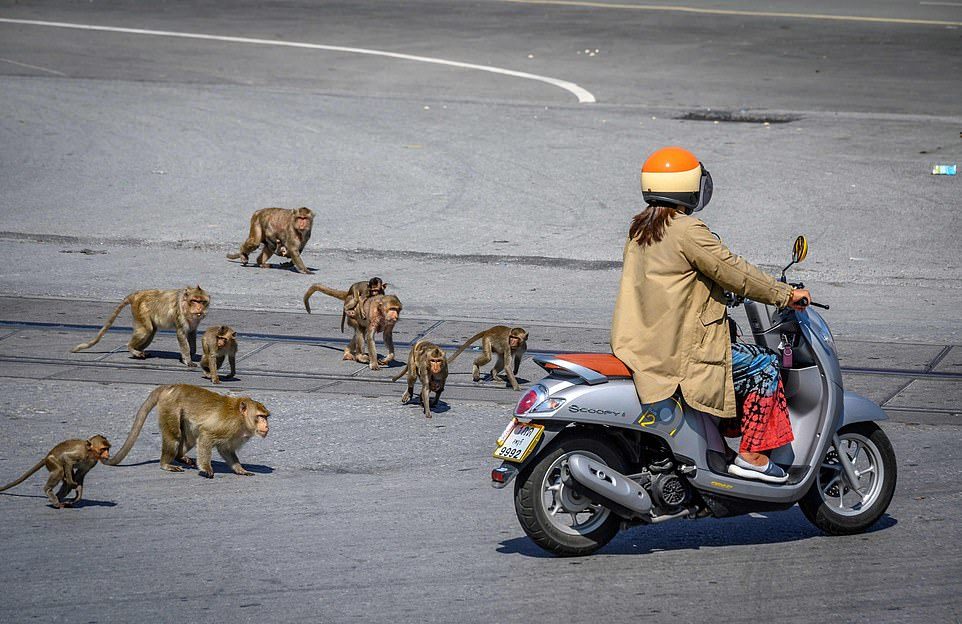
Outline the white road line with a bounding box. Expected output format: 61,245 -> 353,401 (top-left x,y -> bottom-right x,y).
500,0 -> 962,27
0,17 -> 596,103
920,1 -> 962,7
0,56 -> 66,76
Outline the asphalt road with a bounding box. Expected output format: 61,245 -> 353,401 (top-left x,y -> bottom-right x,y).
0,1 -> 960,622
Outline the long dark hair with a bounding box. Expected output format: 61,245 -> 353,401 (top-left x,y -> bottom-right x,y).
629,204 -> 680,247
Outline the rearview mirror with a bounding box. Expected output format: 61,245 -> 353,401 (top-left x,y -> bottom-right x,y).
792,235 -> 808,264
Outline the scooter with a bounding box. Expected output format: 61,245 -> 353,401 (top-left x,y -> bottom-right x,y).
490,236 -> 897,556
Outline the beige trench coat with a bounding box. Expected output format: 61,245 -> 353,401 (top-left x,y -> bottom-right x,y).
610,214 -> 793,419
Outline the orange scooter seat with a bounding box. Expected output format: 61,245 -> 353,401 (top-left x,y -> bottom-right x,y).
545,353 -> 632,378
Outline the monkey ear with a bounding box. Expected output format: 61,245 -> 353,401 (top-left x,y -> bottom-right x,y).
239,401 -> 248,415
85,440 -> 92,449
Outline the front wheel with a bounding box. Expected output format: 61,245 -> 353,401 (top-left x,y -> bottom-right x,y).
799,422 -> 897,535
513,433 -> 626,556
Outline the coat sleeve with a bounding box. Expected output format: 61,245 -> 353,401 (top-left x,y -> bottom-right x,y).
680,220 -> 793,307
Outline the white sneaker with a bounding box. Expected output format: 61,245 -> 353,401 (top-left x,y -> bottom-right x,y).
727,455 -> 789,484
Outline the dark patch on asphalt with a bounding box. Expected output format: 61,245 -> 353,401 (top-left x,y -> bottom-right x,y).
677,110 -> 802,124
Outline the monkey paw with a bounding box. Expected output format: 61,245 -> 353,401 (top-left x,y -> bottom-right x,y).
235,470 -> 255,476
198,471 -> 214,479
401,392 -> 411,403
161,464 -> 184,472
184,361 -> 198,368
176,457 -> 196,468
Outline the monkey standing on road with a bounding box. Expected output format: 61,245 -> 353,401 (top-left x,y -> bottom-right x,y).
70,286 -> 210,366
226,206 -> 314,274
201,325 -> 237,384
302,277 -> 386,332
392,340 -> 448,418
107,384 -> 269,479
345,294 -> 402,370
0,435 -> 111,508
449,326 -> 528,391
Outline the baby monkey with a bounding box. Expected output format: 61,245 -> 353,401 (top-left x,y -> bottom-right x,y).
201,325 -> 237,384
449,326 -> 528,391
303,277 -> 387,332
392,340 -> 448,418
0,435 -> 111,508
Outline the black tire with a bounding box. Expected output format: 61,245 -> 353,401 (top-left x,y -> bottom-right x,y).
513,433 -> 626,556
799,422 -> 897,535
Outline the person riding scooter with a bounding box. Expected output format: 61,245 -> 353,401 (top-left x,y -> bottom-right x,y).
610,146 -> 812,483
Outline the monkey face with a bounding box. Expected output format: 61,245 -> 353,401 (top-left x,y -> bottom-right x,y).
293,208 -> 314,231
88,435 -> 111,462
509,329 -> 528,349
255,415 -> 270,438
184,286 -> 211,317
385,306 -> 400,322
242,400 -> 271,438
429,358 -> 444,375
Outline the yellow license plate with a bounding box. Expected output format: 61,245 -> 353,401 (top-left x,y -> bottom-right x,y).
493,420 -> 544,463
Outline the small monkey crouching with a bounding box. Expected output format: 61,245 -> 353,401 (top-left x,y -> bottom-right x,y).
0,435 -> 111,508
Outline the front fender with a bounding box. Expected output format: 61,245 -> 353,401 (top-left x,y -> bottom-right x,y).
840,390 -> 888,428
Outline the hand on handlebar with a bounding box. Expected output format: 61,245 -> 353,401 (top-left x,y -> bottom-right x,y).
789,288 -> 812,311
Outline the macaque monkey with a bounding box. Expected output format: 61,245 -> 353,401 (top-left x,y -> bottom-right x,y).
201,325 -> 237,384
107,384 -> 269,479
346,294 -> 402,370
303,277 -> 387,331
226,206 -> 314,274
449,326 -> 528,391
71,286 -> 210,367
0,435 -> 111,508
391,340 -> 448,418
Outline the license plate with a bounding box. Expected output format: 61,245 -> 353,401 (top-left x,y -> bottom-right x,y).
493,419 -> 544,463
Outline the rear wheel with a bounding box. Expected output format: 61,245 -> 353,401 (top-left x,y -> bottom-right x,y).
514,433 -> 626,556
799,422 -> 897,535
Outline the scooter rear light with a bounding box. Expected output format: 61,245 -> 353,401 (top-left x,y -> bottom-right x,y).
515,385 -> 547,415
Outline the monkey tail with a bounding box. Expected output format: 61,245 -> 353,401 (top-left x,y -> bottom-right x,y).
303,284 -> 350,314
447,331 -> 487,364
390,363 -> 410,382
0,459 -> 46,492
226,252 -> 242,260
70,296 -> 131,352
340,310 -> 347,333
105,385 -> 165,466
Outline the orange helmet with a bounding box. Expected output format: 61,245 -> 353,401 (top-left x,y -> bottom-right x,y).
640,146 -> 713,213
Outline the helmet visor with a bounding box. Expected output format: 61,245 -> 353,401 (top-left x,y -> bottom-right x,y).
691,165 -> 713,213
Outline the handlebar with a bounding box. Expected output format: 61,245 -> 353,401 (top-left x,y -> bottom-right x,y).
798,297 -> 830,310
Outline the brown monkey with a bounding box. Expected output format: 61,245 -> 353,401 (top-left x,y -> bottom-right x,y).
226,206 -> 314,273
0,435 -> 111,508
71,286 -> 210,366
107,384 -> 269,479
303,277 -> 387,331
347,294 -> 402,370
391,340 -> 448,418
449,326 -> 528,391
201,325 -> 237,384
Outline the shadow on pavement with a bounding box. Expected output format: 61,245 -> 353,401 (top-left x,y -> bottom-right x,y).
497,509 -> 898,557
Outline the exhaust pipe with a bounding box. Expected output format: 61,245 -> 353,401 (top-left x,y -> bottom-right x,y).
567,454 -> 652,517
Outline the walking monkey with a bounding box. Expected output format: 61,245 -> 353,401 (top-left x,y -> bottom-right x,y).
227,206 -> 314,274
201,325 -> 237,384
71,286 -> 210,366
391,340 -> 448,418
449,326 -> 528,390
0,435 -> 111,508
107,384 -> 270,479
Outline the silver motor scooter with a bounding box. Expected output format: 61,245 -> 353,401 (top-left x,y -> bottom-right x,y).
491,236 -> 896,556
